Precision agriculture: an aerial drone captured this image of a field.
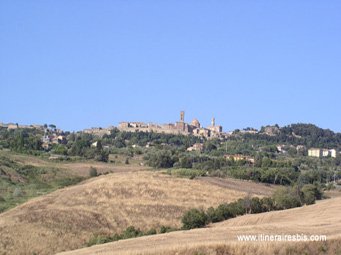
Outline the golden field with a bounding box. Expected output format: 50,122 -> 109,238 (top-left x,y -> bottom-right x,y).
58,196 -> 341,255
0,168 -> 272,255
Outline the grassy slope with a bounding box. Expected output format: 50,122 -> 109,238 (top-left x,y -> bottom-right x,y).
0,152 -> 84,212
0,169 -> 273,255
58,197 -> 341,255
0,150 -> 148,212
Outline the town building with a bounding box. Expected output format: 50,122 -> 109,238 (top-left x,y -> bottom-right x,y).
118,111 -> 224,139
308,148 -> 322,158
83,127 -> 112,137
308,148 -> 338,158
187,143 -> 204,152
224,154 -> 255,164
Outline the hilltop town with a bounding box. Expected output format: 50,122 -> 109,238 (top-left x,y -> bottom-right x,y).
1,114 -> 340,160
118,111 -> 223,138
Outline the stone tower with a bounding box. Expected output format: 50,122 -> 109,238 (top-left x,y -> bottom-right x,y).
180,111 -> 185,122
211,117 -> 215,127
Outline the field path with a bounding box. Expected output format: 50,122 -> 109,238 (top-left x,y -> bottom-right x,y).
197,177 -> 275,196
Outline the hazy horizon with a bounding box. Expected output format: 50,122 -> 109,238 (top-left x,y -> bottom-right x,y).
1,1 -> 341,132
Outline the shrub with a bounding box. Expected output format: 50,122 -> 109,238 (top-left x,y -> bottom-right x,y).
146,150 -> 176,168
13,187 -> 23,197
95,151 -> 109,162
180,185 -> 322,231
301,184 -> 322,205
179,156 -> 192,168
209,170 -> 226,177
121,226 -> 143,239
250,197 -> 264,214
54,144 -> 68,155
182,208 -> 208,230
325,183 -> 335,190
272,187 -> 301,210
56,177 -> 84,187
160,225 -> 174,233
87,234 -> 112,247
260,197 -> 275,212
16,165 -> 47,176
206,206 -> 224,223
214,203 -> 233,221
146,228 -> 157,235
227,200 -> 246,217
89,167 -> 98,177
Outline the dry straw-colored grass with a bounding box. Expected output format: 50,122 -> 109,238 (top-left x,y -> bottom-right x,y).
0,150 -> 148,176
135,240 -> 341,255
58,197 -> 341,255
0,170 -> 255,255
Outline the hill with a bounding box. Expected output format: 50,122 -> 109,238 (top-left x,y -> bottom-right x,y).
57,197 -> 341,255
0,170 -> 273,255
0,150 -> 146,212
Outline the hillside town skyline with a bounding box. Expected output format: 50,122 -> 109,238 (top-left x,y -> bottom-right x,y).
1,111 -> 341,135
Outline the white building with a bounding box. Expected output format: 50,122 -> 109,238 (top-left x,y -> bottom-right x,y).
329,149 -> 337,158
308,148 -> 337,158
308,148 -> 322,158
322,149 -> 330,157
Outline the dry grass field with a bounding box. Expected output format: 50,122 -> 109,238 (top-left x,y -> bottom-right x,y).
0,150 -> 148,176
197,176 -> 275,196
0,169 -> 269,255
58,197 -> 341,255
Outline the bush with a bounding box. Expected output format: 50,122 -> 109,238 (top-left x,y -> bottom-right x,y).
89,167 -> 98,177
160,225 -> 174,233
214,203 -> 233,221
227,200 -> 246,217
87,234 -> 112,247
179,156 -> 192,168
250,197 -> 264,214
145,228 -> 157,235
260,197 -> 275,211
16,165 -> 47,176
181,186 -> 322,231
95,150 -> 109,162
181,208 -> 208,230
209,170 -> 226,177
121,226 -> 143,239
54,144 -> 68,155
146,150 -> 176,168
56,177 -> 84,187
13,187 -> 23,197
301,184 -> 322,205
206,206 -> 224,223
272,187 -> 301,210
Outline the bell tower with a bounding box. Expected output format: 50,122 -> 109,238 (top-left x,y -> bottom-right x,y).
211,117 -> 215,127
180,111 -> 185,122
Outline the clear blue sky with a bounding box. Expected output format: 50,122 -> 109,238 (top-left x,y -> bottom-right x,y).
1,1 -> 340,132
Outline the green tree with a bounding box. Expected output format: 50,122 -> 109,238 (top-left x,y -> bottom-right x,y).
272,187 -> 301,210
146,150 -> 176,168
301,184 -> 322,205
206,206 -> 224,223
182,208 -> 208,230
